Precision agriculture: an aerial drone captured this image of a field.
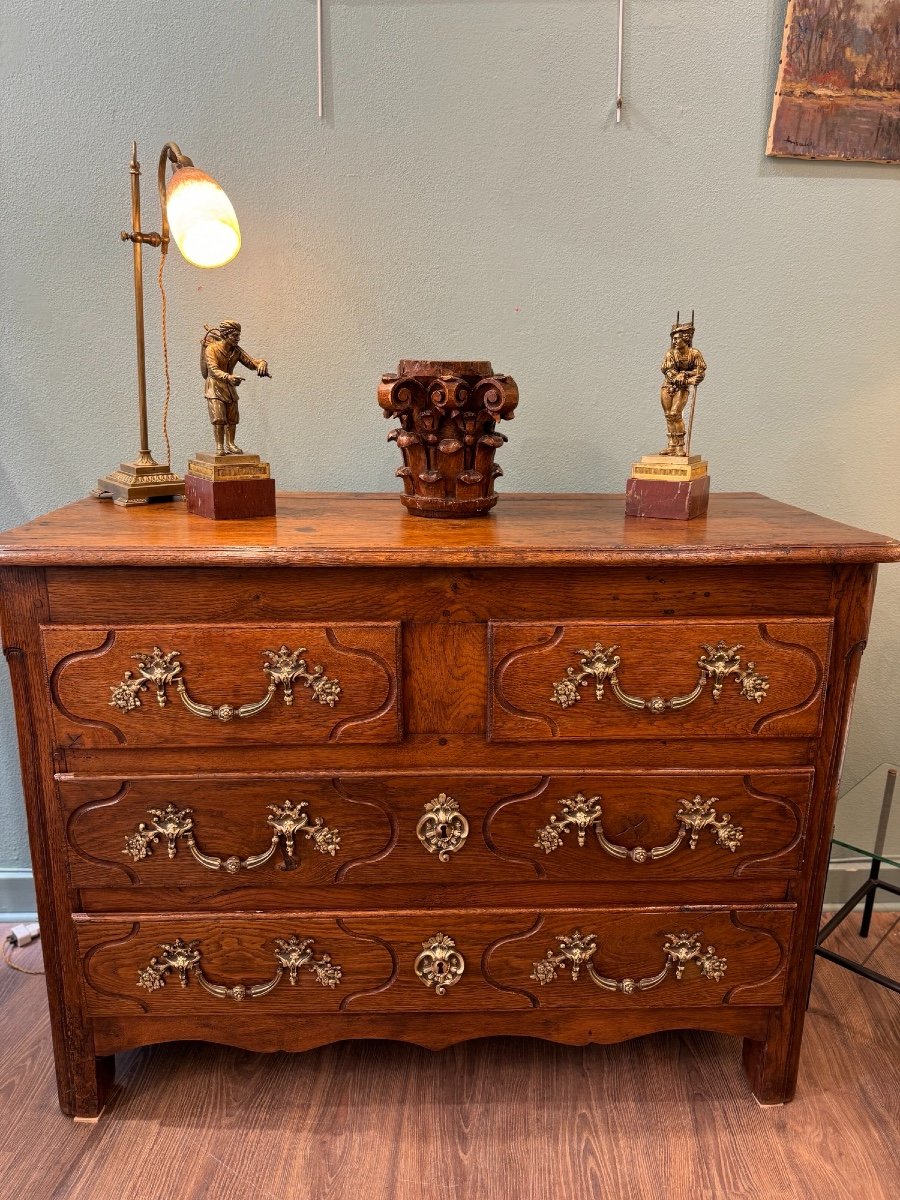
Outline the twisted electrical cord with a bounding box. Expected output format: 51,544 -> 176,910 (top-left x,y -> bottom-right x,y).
157,252 -> 173,469
2,937 -> 44,976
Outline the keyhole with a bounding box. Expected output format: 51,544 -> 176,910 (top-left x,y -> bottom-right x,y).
435,961 -> 447,977
436,823 -> 449,840
277,844 -> 299,872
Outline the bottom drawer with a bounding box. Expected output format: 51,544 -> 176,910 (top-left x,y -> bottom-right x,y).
75,905 -> 794,1018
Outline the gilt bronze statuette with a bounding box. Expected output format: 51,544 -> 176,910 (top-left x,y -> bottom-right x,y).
657,314 -> 706,458
184,319 -> 277,519
200,320 -> 271,456
625,312 -> 711,520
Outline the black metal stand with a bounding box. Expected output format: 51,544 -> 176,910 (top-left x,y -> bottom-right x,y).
815,767 -> 898,994
816,873 -> 900,993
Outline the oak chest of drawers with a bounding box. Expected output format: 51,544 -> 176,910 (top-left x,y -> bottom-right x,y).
1,492 -> 897,1117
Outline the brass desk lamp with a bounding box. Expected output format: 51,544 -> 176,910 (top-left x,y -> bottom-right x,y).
94,141 -> 241,505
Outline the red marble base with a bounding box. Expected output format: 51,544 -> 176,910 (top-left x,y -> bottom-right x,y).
625,474 -> 710,521
185,474 -> 276,520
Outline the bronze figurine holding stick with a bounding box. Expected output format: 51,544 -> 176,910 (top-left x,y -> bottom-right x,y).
659,311 -> 706,457
625,311 -> 711,520
201,320 -> 271,456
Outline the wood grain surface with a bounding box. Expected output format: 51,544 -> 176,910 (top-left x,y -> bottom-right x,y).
72,906 -> 794,1023
0,917 -> 896,1200
2,494 -> 897,1118
44,562 -> 837,624
1,492 -> 898,569
489,618 -> 832,741
58,771 -> 811,898
43,622 -> 402,748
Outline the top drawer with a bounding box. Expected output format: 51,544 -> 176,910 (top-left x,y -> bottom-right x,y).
42,623 -> 402,748
489,619 -> 831,741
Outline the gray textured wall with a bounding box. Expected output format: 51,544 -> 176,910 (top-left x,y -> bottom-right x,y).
1,0 -> 898,885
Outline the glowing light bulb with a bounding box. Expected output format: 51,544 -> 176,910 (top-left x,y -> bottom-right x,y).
165,167 -> 241,268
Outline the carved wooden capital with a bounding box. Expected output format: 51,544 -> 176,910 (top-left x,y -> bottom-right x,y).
378,359 -> 519,518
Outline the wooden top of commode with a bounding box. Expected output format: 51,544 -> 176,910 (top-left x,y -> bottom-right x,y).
0,492 -> 898,570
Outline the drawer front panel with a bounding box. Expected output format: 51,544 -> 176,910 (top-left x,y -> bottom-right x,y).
76,906 -> 793,1018
42,622 -> 401,747
62,771 -> 811,898
485,771 -> 811,881
480,906 -> 795,1010
63,777 -> 396,891
490,619 -> 832,741
343,905 -> 794,1012
76,916 -> 394,1017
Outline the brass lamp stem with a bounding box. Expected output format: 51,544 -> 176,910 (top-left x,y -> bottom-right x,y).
91,141 -> 185,505
129,144 -> 153,464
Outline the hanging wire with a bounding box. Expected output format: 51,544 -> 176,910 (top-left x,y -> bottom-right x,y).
317,0 -> 324,119
616,0 -> 625,123
157,252 -> 173,469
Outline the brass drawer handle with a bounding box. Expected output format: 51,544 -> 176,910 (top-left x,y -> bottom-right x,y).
530,929 -> 727,994
550,640 -> 769,714
416,793 -> 470,861
414,933 -> 465,995
109,644 -> 341,722
137,934 -> 343,1001
535,792 -> 743,862
123,799 -> 340,873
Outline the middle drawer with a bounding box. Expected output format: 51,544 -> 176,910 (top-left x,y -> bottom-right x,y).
62,771 -> 813,899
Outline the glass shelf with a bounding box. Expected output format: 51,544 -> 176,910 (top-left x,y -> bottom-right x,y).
830,763 -> 898,870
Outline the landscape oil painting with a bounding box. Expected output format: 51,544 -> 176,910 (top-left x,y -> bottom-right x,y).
768,0 -> 900,163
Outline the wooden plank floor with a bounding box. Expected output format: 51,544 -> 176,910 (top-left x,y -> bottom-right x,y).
1,916 -> 897,1200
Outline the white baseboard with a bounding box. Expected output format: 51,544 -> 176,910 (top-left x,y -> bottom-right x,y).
0,869 -> 37,918
824,861 -> 899,911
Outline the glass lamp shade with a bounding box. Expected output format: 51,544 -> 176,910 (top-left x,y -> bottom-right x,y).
165,166 -> 241,268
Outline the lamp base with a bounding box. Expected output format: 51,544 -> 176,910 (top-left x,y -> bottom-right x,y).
92,457 -> 184,506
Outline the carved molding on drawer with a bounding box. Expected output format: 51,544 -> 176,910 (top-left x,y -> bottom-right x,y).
482,778 -> 552,878
481,917 -> 542,1008
734,776 -> 805,876
489,619 -> 831,742
335,919 -> 399,1011
534,792 -> 743,863
480,772 -> 812,881
550,640 -> 769,714
750,625 -> 826,734
321,626 -> 399,742
67,783 -> 140,883
137,934 -> 342,1001
108,644 -> 341,722
723,912 -> 789,1004
50,631 -> 127,744
44,622 -> 403,748
123,799 -> 340,874
331,779 -> 399,881
84,922 -> 149,1012
530,929 -> 727,995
